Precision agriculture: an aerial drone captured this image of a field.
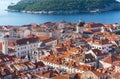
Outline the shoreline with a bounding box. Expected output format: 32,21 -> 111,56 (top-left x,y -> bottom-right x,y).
5,9 -> 113,14
6,9 -> 120,15
6,9 -> 114,14
6,9 -> 96,14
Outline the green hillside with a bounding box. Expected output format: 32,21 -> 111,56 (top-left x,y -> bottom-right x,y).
8,0 -> 119,12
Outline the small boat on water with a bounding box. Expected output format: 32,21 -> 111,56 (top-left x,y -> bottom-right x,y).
90,9 -> 100,13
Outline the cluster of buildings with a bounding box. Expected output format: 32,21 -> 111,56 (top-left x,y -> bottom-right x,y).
0,20 -> 120,79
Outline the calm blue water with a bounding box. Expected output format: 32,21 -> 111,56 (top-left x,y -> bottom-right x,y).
0,0 -> 120,26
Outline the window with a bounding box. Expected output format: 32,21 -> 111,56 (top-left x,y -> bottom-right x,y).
100,77 -> 103,79
18,53 -> 19,56
88,77 -> 93,79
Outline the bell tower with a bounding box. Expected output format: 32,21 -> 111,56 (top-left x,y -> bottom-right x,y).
76,19 -> 85,33
0,32 -> 8,55
2,36 -> 8,55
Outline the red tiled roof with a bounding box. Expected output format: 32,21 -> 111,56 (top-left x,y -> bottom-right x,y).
16,37 -> 39,45
85,22 -> 104,28
53,75 -> 69,79
88,37 -> 110,45
92,71 -> 106,77
34,61 -> 45,68
8,37 -> 39,46
92,49 -> 108,56
38,36 -> 56,43
101,55 -> 120,64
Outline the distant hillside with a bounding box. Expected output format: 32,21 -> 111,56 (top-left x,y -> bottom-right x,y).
8,0 -> 120,14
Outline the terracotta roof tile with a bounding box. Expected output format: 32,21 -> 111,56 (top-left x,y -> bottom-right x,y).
92,71 -> 106,77
101,55 -> 120,64
85,22 -> 104,28
92,49 -> 108,56
53,75 -> 69,79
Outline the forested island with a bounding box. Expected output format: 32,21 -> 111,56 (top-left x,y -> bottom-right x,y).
8,0 -> 120,14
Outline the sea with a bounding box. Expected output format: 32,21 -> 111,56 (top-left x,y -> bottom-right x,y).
0,0 -> 120,26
